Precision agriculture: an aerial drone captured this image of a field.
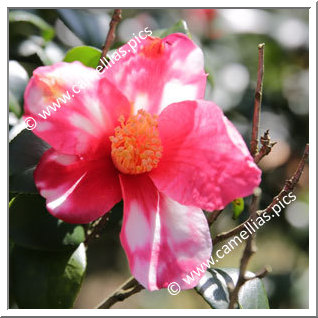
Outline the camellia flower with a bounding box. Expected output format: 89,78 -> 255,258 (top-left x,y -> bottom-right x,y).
24,33 -> 261,291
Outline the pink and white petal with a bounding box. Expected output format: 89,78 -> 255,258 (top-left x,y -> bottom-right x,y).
34,148 -> 122,224
24,62 -> 131,158
105,33 -> 207,115
119,174 -> 212,291
150,100 -> 262,211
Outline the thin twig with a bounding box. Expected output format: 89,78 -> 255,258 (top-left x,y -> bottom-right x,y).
258,143 -> 309,213
213,144 -> 309,246
228,190 -> 260,308
250,43 -> 265,158
98,9 -> 122,68
225,265 -> 271,304
96,276 -> 144,309
245,265 -> 272,282
254,130 -> 277,164
228,44 -> 266,308
213,220 -> 249,246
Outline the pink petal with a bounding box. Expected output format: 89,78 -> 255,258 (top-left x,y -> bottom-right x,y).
150,100 -> 262,211
104,33 -> 207,115
24,61 -> 131,158
119,174 -> 212,290
34,148 -> 122,224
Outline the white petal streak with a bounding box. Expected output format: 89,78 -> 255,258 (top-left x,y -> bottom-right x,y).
149,202 -> 161,287
47,172 -> 87,210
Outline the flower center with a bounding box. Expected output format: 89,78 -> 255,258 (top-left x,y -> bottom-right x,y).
110,109 -> 163,175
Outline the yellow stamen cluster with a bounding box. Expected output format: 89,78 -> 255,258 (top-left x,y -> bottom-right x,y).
110,109 -> 163,175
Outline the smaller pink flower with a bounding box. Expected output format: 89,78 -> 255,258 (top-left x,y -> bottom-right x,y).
23,33 -> 261,291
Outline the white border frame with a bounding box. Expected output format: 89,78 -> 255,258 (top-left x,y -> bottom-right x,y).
2,1 -> 316,316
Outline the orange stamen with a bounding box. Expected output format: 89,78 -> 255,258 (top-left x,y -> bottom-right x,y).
110,109 -> 163,175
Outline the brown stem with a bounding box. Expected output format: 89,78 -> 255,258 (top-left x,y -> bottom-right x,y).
213,144 -> 308,246
245,265 -> 272,282
213,220 -> 248,246
250,43 -> 265,158
98,9 -> 122,68
227,46 -> 267,308
96,276 -> 143,309
228,191 -> 260,308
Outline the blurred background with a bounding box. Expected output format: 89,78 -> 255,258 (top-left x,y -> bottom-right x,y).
9,8 -> 309,309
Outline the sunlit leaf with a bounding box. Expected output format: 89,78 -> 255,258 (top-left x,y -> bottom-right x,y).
64,46 -> 101,68
195,268 -> 269,309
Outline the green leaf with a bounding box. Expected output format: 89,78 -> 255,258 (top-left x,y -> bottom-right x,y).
232,198 -> 245,220
154,20 -> 192,39
9,10 -> 55,42
64,46 -> 102,68
195,268 -> 269,309
9,129 -> 50,193
10,194 -> 85,251
11,243 -> 86,308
